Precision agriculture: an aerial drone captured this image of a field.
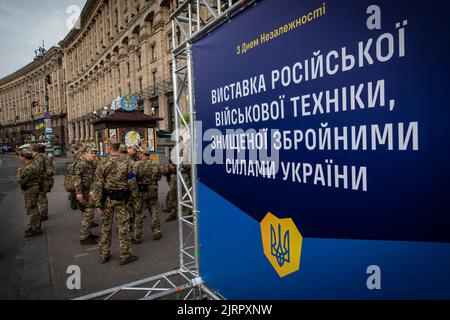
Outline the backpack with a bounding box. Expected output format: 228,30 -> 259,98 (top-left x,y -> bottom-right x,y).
64,162 -> 76,193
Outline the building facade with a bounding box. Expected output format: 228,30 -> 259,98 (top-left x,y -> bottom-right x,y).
61,0 -> 179,144
0,47 -> 67,147
0,0 -> 183,147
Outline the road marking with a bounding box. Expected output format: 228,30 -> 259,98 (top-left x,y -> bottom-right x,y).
86,246 -> 99,252
74,253 -> 88,258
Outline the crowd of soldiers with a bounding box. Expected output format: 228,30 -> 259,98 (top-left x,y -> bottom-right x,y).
16,140 -> 184,266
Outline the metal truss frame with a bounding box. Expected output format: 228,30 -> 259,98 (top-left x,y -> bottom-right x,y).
76,0 -> 255,301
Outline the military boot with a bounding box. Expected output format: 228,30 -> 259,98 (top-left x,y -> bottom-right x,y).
153,233 -> 162,241
80,238 -> 98,245
100,255 -> 111,264
24,228 -> 42,238
119,255 -> 139,266
165,213 -> 177,222
131,238 -> 142,245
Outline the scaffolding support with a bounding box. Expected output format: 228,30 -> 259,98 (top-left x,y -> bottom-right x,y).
76,0 -> 256,301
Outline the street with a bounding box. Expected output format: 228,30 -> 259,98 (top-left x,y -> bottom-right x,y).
0,154 -> 179,300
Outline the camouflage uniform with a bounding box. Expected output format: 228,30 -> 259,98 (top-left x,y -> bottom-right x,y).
33,153 -> 53,220
126,151 -> 139,231
92,154 -> 138,263
73,156 -> 97,241
17,157 -> 41,235
134,157 -> 162,242
165,164 -> 178,221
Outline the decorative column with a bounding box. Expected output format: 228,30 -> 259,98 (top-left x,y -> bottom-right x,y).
68,122 -> 74,144
90,123 -> 95,141
75,121 -> 80,143
80,119 -> 85,142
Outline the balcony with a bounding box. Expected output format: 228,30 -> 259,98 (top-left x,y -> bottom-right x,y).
141,78 -> 173,98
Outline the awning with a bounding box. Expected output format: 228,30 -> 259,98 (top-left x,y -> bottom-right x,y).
157,129 -> 172,138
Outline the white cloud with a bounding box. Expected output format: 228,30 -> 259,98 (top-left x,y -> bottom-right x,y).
0,0 -> 86,79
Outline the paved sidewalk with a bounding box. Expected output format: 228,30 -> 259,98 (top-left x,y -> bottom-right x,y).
0,154 -> 180,300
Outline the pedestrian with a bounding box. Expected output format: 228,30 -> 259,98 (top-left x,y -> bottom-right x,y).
31,144 -> 53,221
127,145 -> 140,162
125,145 -> 139,232
132,146 -> 162,244
73,144 -> 99,245
165,160 -> 178,222
91,142 -> 138,265
17,148 -> 41,238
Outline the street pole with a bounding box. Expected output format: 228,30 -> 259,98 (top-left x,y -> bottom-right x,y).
42,41 -> 49,115
26,86 -> 34,140
35,40 -> 51,143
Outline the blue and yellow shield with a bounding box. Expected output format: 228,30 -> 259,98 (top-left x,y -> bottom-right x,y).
260,212 -> 303,278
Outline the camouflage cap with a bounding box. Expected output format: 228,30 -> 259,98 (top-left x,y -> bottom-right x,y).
20,148 -> 33,157
77,145 -> 87,154
71,144 -> 79,151
119,144 -> 128,153
18,144 -> 32,150
128,144 -> 140,152
86,144 -> 99,152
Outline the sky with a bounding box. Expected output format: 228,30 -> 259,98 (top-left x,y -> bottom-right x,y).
0,0 -> 87,79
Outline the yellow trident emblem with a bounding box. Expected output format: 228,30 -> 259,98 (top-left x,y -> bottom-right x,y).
260,212 -> 303,278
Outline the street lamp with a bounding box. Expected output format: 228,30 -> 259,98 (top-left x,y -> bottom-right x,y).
35,40 -> 52,142
102,106 -> 109,118
34,41 -> 49,114
25,85 -> 36,139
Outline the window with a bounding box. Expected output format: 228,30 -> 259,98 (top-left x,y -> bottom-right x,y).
151,45 -> 156,61
152,70 -> 157,86
168,33 -> 173,51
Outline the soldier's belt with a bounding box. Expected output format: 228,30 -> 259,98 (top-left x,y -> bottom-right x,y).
104,189 -> 131,202
20,185 -> 39,191
138,184 -> 150,192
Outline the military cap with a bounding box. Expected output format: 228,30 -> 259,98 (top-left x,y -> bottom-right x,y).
20,148 -> 33,157
128,144 -> 139,152
77,145 -> 87,154
86,144 -> 99,152
18,144 -> 32,150
119,144 -> 128,153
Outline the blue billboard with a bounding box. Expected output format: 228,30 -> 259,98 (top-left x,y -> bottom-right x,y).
193,0 -> 450,299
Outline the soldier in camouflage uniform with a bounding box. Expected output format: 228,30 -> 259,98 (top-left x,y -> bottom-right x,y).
17,148 -> 42,238
165,161 -> 178,222
42,145 -> 55,194
127,145 -> 140,162
92,142 -> 138,265
73,144 -> 99,245
132,147 -> 162,244
126,145 -> 140,231
31,144 -> 54,221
